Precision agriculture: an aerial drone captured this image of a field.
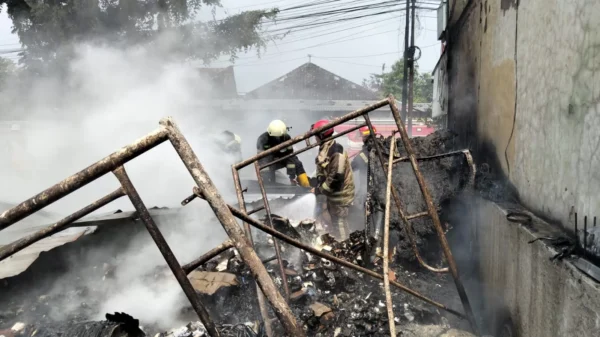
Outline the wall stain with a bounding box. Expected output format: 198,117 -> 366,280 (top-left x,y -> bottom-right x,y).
501,0 -> 518,14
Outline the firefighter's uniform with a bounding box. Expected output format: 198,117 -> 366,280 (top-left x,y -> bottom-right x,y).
217,130 -> 243,163
351,144 -> 370,206
314,139 -> 355,240
256,120 -> 310,187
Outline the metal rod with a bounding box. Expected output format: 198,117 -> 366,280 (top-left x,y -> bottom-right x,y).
393,150 -> 473,164
401,0 -> 410,126
230,167 -> 274,337
594,216 -> 596,227
387,96 -> 479,334
234,99 -> 389,170
0,127 -> 169,231
112,166 -> 220,337
406,211 -> 430,220
407,0 -> 416,138
226,204 -> 466,319
254,161 -> 291,300
575,213 -> 578,246
0,188 -> 125,262
161,118 -> 304,337
182,240 -> 234,274
182,191 -> 265,216
383,135 -> 397,336
365,117 -> 448,273
260,122 -> 367,170
584,216 -> 588,258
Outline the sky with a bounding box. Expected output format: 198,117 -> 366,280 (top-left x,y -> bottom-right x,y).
0,0 -> 443,93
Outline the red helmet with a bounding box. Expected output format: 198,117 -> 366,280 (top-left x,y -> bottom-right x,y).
359,125 -> 377,136
311,119 -> 334,138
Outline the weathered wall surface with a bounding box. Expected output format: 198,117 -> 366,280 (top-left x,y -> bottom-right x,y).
470,199 -> 600,337
447,0 -> 600,231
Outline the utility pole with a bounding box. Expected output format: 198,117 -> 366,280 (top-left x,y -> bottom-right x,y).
407,0 -> 417,137
400,0 -> 410,133
308,54 -> 312,63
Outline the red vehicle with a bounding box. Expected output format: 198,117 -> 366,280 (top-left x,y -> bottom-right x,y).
334,119 -> 435,158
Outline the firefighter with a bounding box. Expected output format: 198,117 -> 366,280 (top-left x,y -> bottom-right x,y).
216,130 -> 243,163
351,125 -> 377,206
310,119 -> 355,240
256,120 -> 310,187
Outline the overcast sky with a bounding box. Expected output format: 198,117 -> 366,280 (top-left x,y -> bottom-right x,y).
0,0 -> 443,93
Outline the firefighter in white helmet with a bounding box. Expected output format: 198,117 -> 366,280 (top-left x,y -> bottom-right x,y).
256,120 -> 310,187
215,130 -> 243,163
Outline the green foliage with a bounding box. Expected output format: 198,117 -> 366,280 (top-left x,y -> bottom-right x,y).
0,57 -> 15,89
363,58 -> 433,103
0,0 -> 278,73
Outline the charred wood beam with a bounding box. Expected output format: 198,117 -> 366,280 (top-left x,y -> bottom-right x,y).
182,240 -> 235,274
0,128 -> 169,230
161,118 -> 305,337
388,96 -> 480,335
0,188 -> 125,262
112,166 -> 220,337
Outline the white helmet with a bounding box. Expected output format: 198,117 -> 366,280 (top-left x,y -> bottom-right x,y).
267,120 -> 287,137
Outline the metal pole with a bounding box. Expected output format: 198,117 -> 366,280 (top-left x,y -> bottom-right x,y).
222,201 -> 466,319
234,99 -> 389,170
401,0 -> 410,127
182,240 -> 234,274
387,96 -> 480,335
112,167 -> 220,337
0,128 -> 169,230
254,161 -> 291,301
0,188 -> 125,262
407,0 -> 417,137
161,118 -> 305,337
383,136 -> 397,336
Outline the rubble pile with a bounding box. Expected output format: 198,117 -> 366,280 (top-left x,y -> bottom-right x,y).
193,217 -> 468,337
367,131 -> 473,263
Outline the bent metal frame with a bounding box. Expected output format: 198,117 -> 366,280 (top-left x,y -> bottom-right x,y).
0,95 -> 479,337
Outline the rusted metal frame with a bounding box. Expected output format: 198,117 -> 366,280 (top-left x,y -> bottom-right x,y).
234,99 -> 390,170
254,161 -> 291,301
0,188 -> 126,262
161,118 -> 305,337
181,192 -> 265,216
259,122 -> 367,170
382,136 -> 397,336
112,166 -> 220,337
224,204 -> 466,319
230,166 -> 274,337
364,116 -> 448,273
387,96 -> 480,335
182,240 -> 235,274
393,150 -> 477,189
0,128 -> 169,230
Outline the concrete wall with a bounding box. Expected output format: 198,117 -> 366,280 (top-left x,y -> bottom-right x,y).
447,0 -> 600,231
469,198 -> 600,337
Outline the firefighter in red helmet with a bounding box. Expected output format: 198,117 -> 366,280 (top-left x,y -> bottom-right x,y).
309,119 -> 355,240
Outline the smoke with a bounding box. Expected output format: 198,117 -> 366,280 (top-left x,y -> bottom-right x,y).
276,194 -> 317,220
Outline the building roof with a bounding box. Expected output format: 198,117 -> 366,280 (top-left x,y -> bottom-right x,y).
197,66 -> 238,99
245,62 -> 379,100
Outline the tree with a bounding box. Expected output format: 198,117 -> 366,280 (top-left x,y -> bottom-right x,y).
363,58 -> 433,103
0,57 -> 15,87
0,0 -> 278,73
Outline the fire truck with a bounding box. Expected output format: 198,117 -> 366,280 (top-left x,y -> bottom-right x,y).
334,118 -> 435,158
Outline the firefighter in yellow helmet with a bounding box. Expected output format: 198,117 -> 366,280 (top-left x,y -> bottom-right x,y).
309,119 -> 355,240
351,125 -> 377,206
256,120 -> 310,187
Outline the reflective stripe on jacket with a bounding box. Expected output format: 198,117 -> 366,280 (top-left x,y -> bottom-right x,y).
315,140 -> 355,206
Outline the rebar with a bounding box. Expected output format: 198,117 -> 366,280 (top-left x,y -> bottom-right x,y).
383,135 -> 397,336
0,128 -> 169,230
388,96 -> 480,335
254,161 -> 291,300
0,188 -> 125,262
161,118 -> 305,337
113,166 -> 220,337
